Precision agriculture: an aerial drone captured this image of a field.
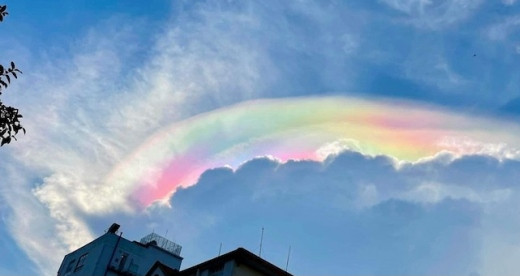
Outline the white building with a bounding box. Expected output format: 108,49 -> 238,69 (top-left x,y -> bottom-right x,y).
57,223 -> 183,276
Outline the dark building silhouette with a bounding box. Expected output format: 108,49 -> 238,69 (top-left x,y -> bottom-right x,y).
57,224 -> 293,276
57,224 -> 182,276
176,247 -> 292,276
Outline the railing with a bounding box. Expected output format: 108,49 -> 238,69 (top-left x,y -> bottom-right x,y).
140,233 -> 182,256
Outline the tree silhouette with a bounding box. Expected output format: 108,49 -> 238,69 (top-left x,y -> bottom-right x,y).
0,4 -> 7,22
0,4 -> 25,146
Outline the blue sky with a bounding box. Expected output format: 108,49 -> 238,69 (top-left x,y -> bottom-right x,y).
2,0 -> 520,275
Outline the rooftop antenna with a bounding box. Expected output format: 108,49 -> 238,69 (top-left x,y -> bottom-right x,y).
259,227 -> 264,257
285,246 -> 291,272
218,242 -> 222,256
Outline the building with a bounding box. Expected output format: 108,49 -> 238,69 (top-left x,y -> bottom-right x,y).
58,223 -> 292,276
57,223 -> 183,276
145,261 -> 180,276
146,248 -> 293,276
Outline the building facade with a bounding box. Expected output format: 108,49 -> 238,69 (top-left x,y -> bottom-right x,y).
57,224 -> 183,276
58,224 -> 292,276
147,248 -> 292,276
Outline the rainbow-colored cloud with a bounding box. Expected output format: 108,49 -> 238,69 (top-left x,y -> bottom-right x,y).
105,97 -> 520,207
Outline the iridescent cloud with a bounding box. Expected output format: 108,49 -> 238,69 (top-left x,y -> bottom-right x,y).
105,97 -> 520,206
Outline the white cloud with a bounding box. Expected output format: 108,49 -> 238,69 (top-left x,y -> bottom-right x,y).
486,16 -> 520,41
0,23 -> 140,274
2,1 -> 520,275
380,0 -> 482,28
380,0 -> 433,14
157,150 -> 520,275
316,139 -> 363,160
398,181 -> 512,204
341,33 -> 360,54
402,48 -> 469,91
437,136 -> 520,159
1,6 -> 272,274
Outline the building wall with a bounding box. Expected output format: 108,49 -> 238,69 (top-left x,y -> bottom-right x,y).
232,264 -> 265,276
58,232 -> 182,276
146,267 -> 168,276
107,238 -> 182,276
58,232 -> 119,276
183,260 -> 235,276
183,260 -> 273,276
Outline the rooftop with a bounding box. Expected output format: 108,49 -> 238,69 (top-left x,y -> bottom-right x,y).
179,247 -> 293,276
140,232 -> 182,257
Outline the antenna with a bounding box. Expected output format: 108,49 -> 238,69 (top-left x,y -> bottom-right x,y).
259,227 -> 264,257
218,242 -> 222,256
285,246 -> 291,272
162,229 -> 169,248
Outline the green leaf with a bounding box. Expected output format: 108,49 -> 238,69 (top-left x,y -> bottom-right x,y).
10,62 -> 15,69
0,65 -> 4,75
5,74 -> 9,83
0,6 -> 6,12
12,72 -> 17,79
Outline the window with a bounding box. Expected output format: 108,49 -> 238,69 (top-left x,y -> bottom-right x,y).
118,253 -> 129,271
65,259 -> 76,273
74,253 -> 88,272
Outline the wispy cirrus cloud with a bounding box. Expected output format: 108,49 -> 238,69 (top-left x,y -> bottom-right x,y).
1,2 -> 276,274
502,0 -> 517,6
379,0 -> 483,28
1,1 -> 520,275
